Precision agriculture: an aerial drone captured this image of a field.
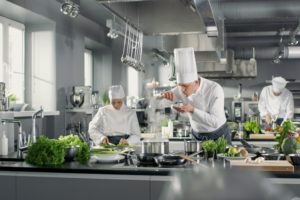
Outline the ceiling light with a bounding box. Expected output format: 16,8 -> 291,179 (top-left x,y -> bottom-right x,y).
289,36 -> 299,46
106,18 -> 123,39
60,0 -> 80,18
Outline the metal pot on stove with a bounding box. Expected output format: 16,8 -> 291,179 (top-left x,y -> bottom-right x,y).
142,140 -> 169,154
184,140 -> 201,155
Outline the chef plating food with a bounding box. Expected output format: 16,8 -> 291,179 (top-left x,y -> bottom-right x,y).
88,85 -> 141,145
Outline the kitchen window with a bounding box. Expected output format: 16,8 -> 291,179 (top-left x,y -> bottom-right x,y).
127,67 -> 139,97
84,49 -> 93,87
0,16 -> 25,103
31,30 -> 56,111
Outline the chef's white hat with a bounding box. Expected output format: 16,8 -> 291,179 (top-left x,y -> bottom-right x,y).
272,76 -> 287,93
174,47 -> 198,84
109,85 -> 125,100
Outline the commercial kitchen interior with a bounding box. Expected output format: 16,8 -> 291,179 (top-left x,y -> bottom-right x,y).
2,0 -> 300,200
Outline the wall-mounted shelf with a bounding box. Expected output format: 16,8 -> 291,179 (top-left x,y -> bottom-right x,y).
65,108 -> 95,115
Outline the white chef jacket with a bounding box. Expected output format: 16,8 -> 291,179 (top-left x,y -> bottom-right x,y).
172,77 -> 226,133
258,85 -> 294,120
88,104 -> 141,145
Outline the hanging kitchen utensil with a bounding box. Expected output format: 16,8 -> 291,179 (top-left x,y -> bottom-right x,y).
121,21 -> 144,71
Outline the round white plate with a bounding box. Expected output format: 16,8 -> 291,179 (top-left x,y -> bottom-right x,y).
217,153 -> 256,160
91,154 -> 125,163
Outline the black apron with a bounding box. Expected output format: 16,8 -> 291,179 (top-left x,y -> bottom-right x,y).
192,123 -> 232,145
107,135 -> 130,145
275,118 -> 284,126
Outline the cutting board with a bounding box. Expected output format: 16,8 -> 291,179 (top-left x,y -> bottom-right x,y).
249,133 -> 275,139
230,160 -> 294,172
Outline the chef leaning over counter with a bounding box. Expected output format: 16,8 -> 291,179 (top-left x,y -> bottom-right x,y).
88,85 -> 141,145
258,76 -> 294,125
161,47 -> 231,144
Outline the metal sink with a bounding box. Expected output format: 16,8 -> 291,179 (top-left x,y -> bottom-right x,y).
0,161 -> 18,165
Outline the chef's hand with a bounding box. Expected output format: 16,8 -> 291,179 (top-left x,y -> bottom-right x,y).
119,138 -> 128,145
161,91 -> 176,101
173,104 -> 194,113
100,136 -> 109,144
265,114 -> 272,125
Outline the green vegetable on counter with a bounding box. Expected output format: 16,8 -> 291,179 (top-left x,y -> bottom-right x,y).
26,136 -> 65,166
274,120 -> 296,151
216,136 -> 228,154
243,120 -> 261,134
225,147 -> 240,157
202,140 -> 217,152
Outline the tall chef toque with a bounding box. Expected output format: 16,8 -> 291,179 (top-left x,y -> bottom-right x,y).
109,85 -> 125,100
174,47 -> 198,84
272,76 -> 287,93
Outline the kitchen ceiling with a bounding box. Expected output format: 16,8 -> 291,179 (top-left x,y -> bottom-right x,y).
79,0 -> 300,58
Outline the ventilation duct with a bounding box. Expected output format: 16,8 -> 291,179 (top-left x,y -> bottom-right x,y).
193,0 -> 219,37
234,46 -> 300,59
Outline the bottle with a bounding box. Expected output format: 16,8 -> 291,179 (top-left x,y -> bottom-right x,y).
168,119 -> 173,138
0,132 -> 8,156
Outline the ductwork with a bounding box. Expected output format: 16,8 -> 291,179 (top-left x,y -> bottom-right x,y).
193,0 -> 219,37
234,46 -> 300,60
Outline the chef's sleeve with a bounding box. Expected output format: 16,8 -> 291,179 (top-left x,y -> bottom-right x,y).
127,111 -> 141,144
189,85 -> 225,129
88,108 -> 105,145
285,92 -> 294,120
258,87 -> 268,118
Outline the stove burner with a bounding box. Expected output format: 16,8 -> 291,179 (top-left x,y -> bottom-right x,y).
137,161 -> 158,167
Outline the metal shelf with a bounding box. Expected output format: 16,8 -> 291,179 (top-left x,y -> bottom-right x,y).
65,108 -> 95,115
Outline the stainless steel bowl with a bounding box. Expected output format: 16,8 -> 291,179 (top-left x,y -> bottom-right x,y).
142,140 -> 169,154
64,146 -> 80,161
70,93 -> 84,107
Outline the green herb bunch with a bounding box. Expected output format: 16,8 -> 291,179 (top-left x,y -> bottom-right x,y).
215,136 -> 228,154
243,120 -> 261,134
201,140 -> 217,152
26,136 -> 65,166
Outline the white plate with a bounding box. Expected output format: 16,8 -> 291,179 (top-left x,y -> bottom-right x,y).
91,154 -> 125,163
217,153 -> 256,160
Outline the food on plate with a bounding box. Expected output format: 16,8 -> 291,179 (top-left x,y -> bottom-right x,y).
264,127 -> 274,132
225,146 -> 240,157
100,143 -> 129,149
239,148 -> 249,157
244,157 -> 265,164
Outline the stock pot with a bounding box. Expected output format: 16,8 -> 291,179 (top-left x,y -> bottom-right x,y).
142,140 -> 169,154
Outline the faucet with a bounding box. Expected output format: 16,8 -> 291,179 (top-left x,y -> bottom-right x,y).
32,106 -> 44,143
1,119 -> 27,159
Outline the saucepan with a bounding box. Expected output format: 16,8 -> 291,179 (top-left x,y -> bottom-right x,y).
142,140 -> 169,154
184,140 -> 201,155
136,153 -> 162,166
154,155 -> 186,167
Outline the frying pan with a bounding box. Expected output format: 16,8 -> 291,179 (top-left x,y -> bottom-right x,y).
240,139 -> 275,154
154,155 -> 187,167
136,153 -> 162,165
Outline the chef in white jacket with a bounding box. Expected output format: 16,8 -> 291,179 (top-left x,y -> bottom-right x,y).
258,76 -> 294,125
88,85 -> 141,145
161,47 -> 231,144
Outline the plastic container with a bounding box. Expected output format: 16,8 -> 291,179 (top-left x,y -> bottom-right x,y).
0,133 -> 8,155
